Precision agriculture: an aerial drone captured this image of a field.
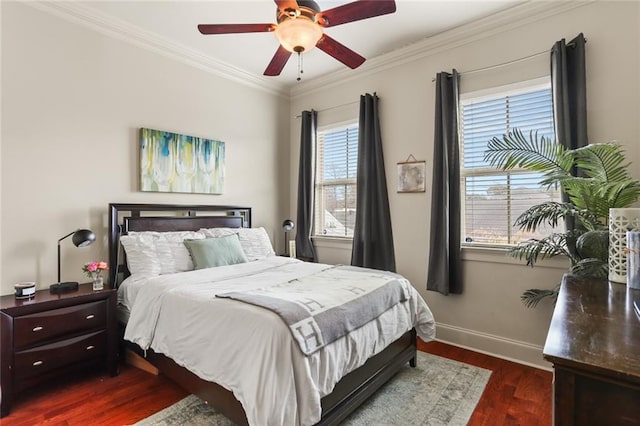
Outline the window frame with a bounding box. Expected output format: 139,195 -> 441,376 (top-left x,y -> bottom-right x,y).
459,77 -> 560,249
313,120 -> 359,240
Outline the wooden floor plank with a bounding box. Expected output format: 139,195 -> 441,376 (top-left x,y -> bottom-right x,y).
2,341 -> 552,425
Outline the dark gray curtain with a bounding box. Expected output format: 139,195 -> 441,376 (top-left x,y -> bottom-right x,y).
295,110 -> 317,261
551,33 -> 588,244
351,93 -> 395,272
427,70 -> 462,295
551,33 -> 588,152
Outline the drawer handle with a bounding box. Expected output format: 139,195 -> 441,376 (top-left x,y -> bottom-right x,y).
86,314 -> 95,320
33,326 -> 44,332
33,360 -> 43,366
86,345 -> 95,351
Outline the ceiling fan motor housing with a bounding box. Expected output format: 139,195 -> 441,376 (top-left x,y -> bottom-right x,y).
277,1 -> 322,22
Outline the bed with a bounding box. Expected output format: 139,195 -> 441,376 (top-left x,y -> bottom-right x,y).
108,203 -> 435,426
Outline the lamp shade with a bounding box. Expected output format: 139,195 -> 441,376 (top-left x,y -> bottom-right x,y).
282,219 -> 295,232
275,17 -> 322,53
71,229 -> 96,247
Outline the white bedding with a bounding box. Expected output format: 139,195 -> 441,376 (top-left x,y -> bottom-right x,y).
121,257 -> 435,426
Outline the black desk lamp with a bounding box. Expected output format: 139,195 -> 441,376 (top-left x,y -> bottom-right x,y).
51,229 -> 96,291
282,219 -> 295,256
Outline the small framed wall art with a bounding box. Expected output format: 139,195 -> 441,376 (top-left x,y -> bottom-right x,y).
139,128 -> 225,194
397,155 -> 426,193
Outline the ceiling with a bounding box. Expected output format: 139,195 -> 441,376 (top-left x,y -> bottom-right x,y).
54,0 -> 525,91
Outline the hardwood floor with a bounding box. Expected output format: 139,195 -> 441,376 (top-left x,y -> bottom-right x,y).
419,340 -> 553,426
1,367 -> 188,426
2,340 -> 552,425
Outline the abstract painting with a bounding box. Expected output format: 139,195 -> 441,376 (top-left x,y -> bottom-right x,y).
140,128 -> 225,194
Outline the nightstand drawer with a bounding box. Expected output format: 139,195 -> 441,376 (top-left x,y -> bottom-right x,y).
13,301 -> 107,348
14,330 -> 107,380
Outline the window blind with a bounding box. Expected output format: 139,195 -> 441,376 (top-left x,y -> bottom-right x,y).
315,124 -> 358,237
460,85 -> 561,246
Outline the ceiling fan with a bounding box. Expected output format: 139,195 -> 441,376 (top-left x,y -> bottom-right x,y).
198,0 -> 397,78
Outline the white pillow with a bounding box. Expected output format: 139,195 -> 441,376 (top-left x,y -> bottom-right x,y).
237,227 -> 276,261
120,233 -> 162,276
199,227 -> 275,261
121,230 -> 205,275
199,227 -> 237,238
156,231 -> 205,273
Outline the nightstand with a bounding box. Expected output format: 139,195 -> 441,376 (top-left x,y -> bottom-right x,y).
0,283 -> 118,417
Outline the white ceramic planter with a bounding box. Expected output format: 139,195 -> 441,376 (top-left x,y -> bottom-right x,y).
608,208 -> 640,283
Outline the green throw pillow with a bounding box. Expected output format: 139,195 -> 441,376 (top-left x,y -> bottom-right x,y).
184,234 -> 248,269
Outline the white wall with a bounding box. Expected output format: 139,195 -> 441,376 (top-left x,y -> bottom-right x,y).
0,2 -> 290,294
289,1 -> 640,368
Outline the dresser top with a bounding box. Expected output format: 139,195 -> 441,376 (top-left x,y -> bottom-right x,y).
543,274 -> 640,382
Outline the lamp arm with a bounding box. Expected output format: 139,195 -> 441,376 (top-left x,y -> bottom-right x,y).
57,230 -> 77,283
58,242 -> 62,283
58,230 -> 76,243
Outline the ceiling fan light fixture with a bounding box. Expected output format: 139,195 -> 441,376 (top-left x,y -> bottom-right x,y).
275,17 -> 323,53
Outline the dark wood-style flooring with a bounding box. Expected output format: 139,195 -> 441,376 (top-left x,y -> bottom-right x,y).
418,340 -> 552,425
2,340 -> 552,425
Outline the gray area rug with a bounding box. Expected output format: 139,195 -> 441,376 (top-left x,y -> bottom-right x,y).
136,352 -> 491,426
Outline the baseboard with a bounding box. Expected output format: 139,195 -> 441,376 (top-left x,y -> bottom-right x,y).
434,322 -> 553,371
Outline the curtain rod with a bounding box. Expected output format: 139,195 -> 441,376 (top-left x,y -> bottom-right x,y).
294,100 -> 359,118
431,38 -> 586,82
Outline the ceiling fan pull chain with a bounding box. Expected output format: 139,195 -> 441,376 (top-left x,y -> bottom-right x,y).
297,51 -> 304,81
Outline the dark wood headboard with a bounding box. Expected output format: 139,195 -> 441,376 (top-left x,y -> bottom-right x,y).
108,203 -> 251,287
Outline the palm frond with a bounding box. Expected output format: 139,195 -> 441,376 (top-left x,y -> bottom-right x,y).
560,178 -> 613,222
572,143 -> 633,182
508,233 -> 575,267
570,258 -> 608,279
513,201 -> 600,232
598,180 -> 640,208
521,286 -> 560,308
484,129 -> 571,174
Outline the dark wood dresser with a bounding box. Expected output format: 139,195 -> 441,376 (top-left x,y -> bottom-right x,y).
0,283 -> 118,417
543,274 -> 640,425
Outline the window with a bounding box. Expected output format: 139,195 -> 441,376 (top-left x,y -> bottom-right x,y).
460,79 -> 562,246
314,122 -> 358,238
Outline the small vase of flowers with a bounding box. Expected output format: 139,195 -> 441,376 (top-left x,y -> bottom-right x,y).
83,261 -> 108,291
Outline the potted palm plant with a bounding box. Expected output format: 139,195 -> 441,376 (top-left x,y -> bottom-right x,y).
484,129 -> 640,307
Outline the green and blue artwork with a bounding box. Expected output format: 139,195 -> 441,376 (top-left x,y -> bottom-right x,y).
140,128 -> 225,194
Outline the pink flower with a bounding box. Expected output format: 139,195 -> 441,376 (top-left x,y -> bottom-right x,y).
82,260 -> 109,278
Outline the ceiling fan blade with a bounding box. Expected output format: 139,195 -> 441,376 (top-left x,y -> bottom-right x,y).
316,35 -> 365,69
264,45 -> 293,76
274,0 -> 299,12
198,24 -> 275,35
318,0 -> 396,28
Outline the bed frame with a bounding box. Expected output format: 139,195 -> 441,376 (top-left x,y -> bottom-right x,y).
108,203 -> 417,425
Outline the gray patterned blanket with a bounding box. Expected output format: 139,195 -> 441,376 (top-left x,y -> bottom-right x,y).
217,265 -> 409,355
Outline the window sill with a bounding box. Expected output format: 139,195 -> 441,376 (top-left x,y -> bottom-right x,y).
462,245 -> 570,270
311,236 -> 353,249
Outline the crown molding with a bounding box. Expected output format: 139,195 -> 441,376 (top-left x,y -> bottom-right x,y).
25,0 -> 592,101
25,0 -> 290,99
290,0 -> 593,99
